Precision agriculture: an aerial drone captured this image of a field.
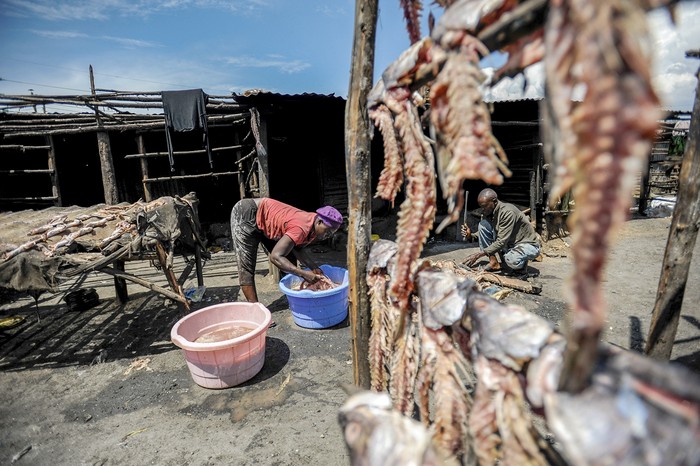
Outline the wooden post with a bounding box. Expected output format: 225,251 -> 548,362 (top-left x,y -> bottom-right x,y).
345,0 -> 378,389
638,160 -> 650,215
250,108 -> 279,280
194,245 -> 204,287
233,130 -> 246,200
136,134 -> 152,201
113,259 -> 129,303
645,55 -> 700,360
89,65 -> 119,205
251,108 -> 270,198
155,241 -> 190,312
529,170 -> 537,224
45,135 -> 62,206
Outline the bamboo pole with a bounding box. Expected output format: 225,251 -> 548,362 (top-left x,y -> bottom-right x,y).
645,54 -> 700,360
345,0 -> 378,389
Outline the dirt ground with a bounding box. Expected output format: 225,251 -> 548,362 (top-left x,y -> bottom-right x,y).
1,213 -> 699,465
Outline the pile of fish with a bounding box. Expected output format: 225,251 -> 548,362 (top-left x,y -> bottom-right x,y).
339,0 -> 700,464
299,276 -> 339,291
1,198 -> 169,261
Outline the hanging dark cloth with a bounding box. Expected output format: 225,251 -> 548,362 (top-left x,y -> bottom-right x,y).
162,89 -> 213,171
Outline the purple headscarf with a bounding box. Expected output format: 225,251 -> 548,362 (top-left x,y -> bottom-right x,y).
316,206 -> 343,229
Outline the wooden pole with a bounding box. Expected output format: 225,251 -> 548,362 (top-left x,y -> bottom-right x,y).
99,266 -> 189,306
89,65 -> 119,205
233,130 -> 246,199
113,259 -> 129,303
136,134 -> 152,202
345,0 -> 378,389
45,135 -> 62,206
645,55 -> 700,360
639,159 -> 651,215
249,108 -> 270,198
155,241 -> 190,312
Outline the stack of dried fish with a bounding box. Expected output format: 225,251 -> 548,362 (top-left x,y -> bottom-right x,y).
339,0 -> 700,465
1,204 -> 138,261
0,197 -> 178,261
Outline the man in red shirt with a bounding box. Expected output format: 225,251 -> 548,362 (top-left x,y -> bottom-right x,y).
230,197 -> 343,302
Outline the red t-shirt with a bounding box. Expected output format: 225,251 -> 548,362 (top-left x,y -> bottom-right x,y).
256,198 -> 317,246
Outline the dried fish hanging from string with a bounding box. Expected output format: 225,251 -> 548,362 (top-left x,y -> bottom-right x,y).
340,0 -> 700,465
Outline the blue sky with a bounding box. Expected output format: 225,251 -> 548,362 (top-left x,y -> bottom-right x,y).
0,0 -> 698,111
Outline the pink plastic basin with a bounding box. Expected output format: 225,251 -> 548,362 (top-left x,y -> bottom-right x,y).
171,302 -> 271,389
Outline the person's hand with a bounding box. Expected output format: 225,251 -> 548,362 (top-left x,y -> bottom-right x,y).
311,267 -> 325,277
462,252 -> 482,268
461,224 -> 471,239
302,269 -> 323,284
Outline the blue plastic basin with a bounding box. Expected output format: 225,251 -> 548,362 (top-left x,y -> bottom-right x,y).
278,265 -> 349,329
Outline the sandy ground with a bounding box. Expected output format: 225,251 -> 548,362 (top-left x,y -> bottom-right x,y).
1,214 -> 698,465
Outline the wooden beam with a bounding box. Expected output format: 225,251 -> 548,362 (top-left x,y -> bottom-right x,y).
0,196 -> 58,201
123,144 -> 251,159
345,0 -> 378,389
0,169 -> 54,174
143,171 -> 240,183
99,265 -> 189,306
645,61 -> 700,360
0,145 -> 51,150
2,115 -> 248,138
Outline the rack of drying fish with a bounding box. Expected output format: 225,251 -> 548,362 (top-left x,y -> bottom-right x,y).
339,0 -> 700,465
0,192 -> 207,311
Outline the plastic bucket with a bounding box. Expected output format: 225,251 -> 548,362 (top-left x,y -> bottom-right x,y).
170,302 -> 271,389
279,264 -> 349,329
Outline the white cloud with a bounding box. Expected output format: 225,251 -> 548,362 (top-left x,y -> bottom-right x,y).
101,36 -> 162,48
3,0 -> 266,21
480,4 -> 698,111
29,30 -> 88,39
316,5 -> 348,18
648,3 -> 700,110
483,62 -> 545,102
28,29 -> 161,49
5,0 -> 113,20
224,55 -> 311,74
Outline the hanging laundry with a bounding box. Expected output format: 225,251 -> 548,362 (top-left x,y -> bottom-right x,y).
162,89 -> 213,171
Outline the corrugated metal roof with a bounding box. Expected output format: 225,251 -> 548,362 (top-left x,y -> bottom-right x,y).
674,120 -> 691,130
484,96 -> 543,103
232,90 -> 345,104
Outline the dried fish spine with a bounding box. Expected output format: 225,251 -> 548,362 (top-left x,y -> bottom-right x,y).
370,104 -> 404,205
430,37 -> 511,233
545,0 -> 661,392
385,89 -> 437,311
